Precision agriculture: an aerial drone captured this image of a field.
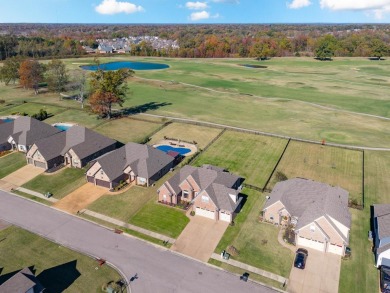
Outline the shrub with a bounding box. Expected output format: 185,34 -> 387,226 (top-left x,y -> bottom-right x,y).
190,211 -> 195,216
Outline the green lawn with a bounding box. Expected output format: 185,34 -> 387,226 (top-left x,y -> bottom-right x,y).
0,152 -> 26,179
0,102 -> 63,117
194,131 -> 288,188
45,109 -> 103,129
0,226 -> 123,293
214,188 -> 294,278
22,168 -> 86,199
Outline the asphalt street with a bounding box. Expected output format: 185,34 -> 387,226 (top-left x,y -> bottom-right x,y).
0,191 -> 277,293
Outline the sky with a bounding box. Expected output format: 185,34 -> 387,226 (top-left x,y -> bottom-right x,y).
1,0 -> 390,23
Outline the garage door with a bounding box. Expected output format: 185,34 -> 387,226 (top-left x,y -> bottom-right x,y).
297,236 -> 325,252
196,207 -> 215,220
86,176 -> 95,183
327,243 -> 344,255
95,179 -> 111,188
34,161 -> 47,169
219,211 -> 231,222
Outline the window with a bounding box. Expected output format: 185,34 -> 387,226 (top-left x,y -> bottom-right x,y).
310,225 -> 316,232
201,195 -> 209,203
163,194 -> 167,201
183,190 -> 189,199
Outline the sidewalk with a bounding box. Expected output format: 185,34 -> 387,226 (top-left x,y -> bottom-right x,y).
15,187 -> 58,203
210,253 -> 288,285
83,209 -> 176,244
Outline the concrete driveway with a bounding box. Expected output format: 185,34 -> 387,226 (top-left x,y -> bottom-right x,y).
53,183 -> 107,214
0,165 -> 44,191
171,216 -> 229,262
288,248 -> 341,293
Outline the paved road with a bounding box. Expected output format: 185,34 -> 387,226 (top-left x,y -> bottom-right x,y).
0,191 -> 277,293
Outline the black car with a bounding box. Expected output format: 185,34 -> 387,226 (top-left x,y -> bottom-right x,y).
240,272 -> 250,282
294,248 -> 308,269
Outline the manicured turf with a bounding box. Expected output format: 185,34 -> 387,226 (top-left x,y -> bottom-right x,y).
149,122 -> 222,149
194,131 -> 288,188
0,102 -> 63,117
22,168 -> 86,199
129,200 -> 189,239
45,109 -> 103,129
269,141 -> 363,204
215,188 -> 294,278
0,152 -> 27,179
0,226 -> 123,292
93,117 -> 163,143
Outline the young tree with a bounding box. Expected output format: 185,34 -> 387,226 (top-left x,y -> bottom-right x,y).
89,68 -> 133,118
46,59 -> 69,93
0,56 -> 21,85
19,59 -> 45,94
74,71 -> 87,108
315,35 -> 338,61
370,38 -> 388,60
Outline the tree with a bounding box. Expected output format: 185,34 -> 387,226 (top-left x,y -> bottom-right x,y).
89,68 -> 133,118
0,56 -> 21,85
74,71 -> 87,109
315,35 -> 338,61
370,38 -> 388,60
46,59 -> 69,93
19,60 -> 46,94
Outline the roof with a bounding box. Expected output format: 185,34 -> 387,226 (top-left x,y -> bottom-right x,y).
6,116 -> 60,146
0,267 -> 44,293
264,178 -> 351,230
162,164 -> 243,212
32,126 -> 116,161
95,142 -> 174,180
373,204 -> 390,240
0,122 -> 14,144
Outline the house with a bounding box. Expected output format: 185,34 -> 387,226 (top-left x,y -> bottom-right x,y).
0,267 -> 44,293
372,204 -> 390,267
98,44 -> 113,54
158,164 -> 244,222
86,142 -> 174,189
263,178 -> 351,256
0,121 -> 14,151
25,125 -> 117,171
2,116 -> 60,153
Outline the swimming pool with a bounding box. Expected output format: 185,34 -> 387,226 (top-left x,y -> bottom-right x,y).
156,145 -> 191,155
53,123 -> 73,131
80,61 -> 169,71
0,118 -> 14,123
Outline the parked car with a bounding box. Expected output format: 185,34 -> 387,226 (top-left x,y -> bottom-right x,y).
294,248 -> 308,269
240,272 -> 249,282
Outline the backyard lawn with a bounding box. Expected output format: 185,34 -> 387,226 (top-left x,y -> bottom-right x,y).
149,122 -> 222,149
93,117 -> 163,143
0,226 -> 123,292
0,102 -> 63,117
22,168 -> 86,199
45,109 -> 103,129
194,131 -> 288,188
0,152 -> 26,179
268,141 -> 363,204
214,188 -> 294,278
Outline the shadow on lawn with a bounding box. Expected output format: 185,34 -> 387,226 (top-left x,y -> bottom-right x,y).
37,260 -> 81,293
120,102 -> 172,116
236,193 -> 248,215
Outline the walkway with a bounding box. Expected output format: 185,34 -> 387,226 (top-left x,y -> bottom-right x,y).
0,190 -> 276,293
210,253 -> 288,285
83,209 -> 176,244
16,187 -> 58,203
277,228 -> 296,253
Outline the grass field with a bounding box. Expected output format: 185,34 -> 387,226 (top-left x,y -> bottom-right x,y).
214,188 -> 294,278
0,226 -> 123,293
0,152 -> 26,179
93,117 -> 163,143
0,102 -> 63,117
22,168 -> 86,199
194,131 -> 288,188
268,141 -> 363,203
149,122 -> 222,149
45,108 -> 103,129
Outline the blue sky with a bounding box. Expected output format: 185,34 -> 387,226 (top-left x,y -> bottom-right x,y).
1,0 -> 390,23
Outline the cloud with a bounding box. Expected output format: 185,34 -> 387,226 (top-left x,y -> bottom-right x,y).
212,0 -> 239,3
190,10 -> 210,20
95,0 -> 144,15
288,0 -> 312,9
186,1 -> 209,10
319,0 -> 390,11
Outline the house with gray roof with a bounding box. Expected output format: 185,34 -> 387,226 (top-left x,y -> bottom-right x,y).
1,116 -> 60,153
25,125 -> 117,171
0,121 -> 14,151
263,178 -> 351,255
86,142 -> 174,189
0,267 -> 44,293
372,204 -> 390,267
158,164 -> 244,222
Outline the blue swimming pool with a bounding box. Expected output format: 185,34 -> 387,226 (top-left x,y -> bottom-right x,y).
80,61 -> 169,71
0,118 -> 14,123
54,125 -> 72,131
156,145 -> 191,155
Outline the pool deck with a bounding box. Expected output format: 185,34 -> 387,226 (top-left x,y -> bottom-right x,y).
153,140 -> 198,157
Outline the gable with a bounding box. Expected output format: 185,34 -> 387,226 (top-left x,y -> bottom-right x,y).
87,162 -> 102,177
26,144 -> 38,158
193,190 -> 217,210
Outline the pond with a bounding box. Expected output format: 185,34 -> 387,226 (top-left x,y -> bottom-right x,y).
80,61 -> 169,71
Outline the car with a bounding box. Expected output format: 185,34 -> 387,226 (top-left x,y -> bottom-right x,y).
294,248 -> 308,269
240,272 -> 249,282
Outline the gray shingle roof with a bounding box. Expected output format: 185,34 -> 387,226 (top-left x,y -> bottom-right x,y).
0,122 -> 14,144
373,204 -> 390,240
32,126 -> 116,161
96,142 -> 174,181
6,116 -> 60,146
0,267 -> 44,293
264,178 -> 351,230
